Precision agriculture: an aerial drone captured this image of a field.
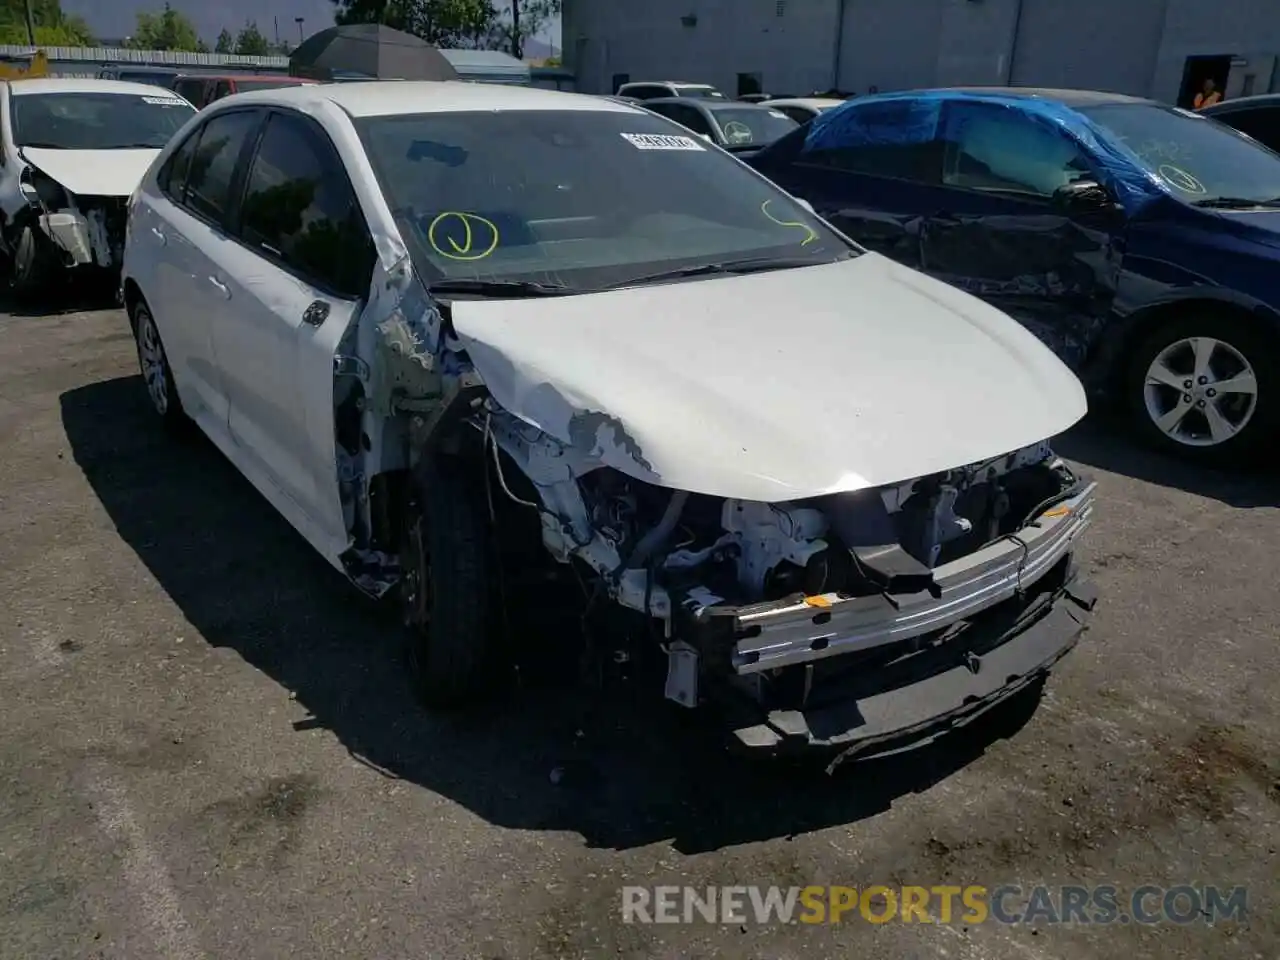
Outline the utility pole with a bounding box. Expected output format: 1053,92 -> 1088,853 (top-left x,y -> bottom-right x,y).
295,16 -> 305,43
274,16 -> 280,47
510,0 -> 521,59
22,0 -> 36,46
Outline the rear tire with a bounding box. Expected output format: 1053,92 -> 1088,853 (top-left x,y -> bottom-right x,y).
130,298 -> 188,432
400,459 -> 502,708
1124,312 -> 1279,467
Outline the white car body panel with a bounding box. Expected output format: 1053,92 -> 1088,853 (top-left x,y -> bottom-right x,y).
19,147 -> 163,198
449,253 -> 1087,503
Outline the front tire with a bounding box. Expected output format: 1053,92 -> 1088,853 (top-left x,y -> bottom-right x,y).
400,460 -> 502,708
1125,312 -> 1279,466
130,298 -> 187,431
10,224 -> 49,297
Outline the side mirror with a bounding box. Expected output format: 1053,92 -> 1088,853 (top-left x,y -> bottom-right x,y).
1053,179 -> 1117,214
793,197 -> 815,214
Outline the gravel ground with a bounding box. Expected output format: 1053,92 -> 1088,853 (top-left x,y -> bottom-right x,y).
0,297 -> 1277,960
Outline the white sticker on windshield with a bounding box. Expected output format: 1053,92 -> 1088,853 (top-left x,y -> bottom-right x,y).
620,132 -> 705,151
768,110 -> 788,118
142,95 -> 185,105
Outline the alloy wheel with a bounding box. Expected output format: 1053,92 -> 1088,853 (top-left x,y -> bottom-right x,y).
136,310 -> 170,416
1142,335 -> 1258,447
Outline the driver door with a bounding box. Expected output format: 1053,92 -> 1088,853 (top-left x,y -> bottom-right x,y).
918,100 -> 1125,366
208,109 -> 376,555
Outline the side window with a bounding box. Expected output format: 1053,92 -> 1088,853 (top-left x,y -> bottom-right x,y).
213,81 -> 234,102
184,110 -> 259,226
238,112 -> 375,298
941,102 -> 1094,199
627,86 -> 664,101
798,99 -> 943,183
157,127 -> 201,201
1219,107 -> 1280,152
679,108 -> 714,136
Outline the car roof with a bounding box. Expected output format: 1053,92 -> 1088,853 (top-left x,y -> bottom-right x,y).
5,77 -> 182,97
644,96 -> 772,112
764,97 -> 843,109
621,81 -> 713,88
1201,93 -> 1280,113
177,74 -> 314,83
209,80 -> 640,118
903,85 -> 1154,107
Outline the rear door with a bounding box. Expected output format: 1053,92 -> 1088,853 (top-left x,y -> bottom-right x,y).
919,100 -> 1124,363
749,97 -> 947,269
210,108 -> 376,550
134,108 -> 264,431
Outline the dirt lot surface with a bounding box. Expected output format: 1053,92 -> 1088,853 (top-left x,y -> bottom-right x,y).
1,298 -> 1277,960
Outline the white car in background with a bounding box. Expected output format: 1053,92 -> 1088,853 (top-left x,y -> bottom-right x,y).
764,97 -> 846,124
0,77 -> 195,293
121,81 -> 1099,759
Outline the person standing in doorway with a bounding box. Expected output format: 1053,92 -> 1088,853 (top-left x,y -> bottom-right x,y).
1194,78 -> 1223,109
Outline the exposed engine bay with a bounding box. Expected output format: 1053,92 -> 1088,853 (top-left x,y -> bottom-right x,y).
10,165 -> 126,271
334,268 -> 1098,749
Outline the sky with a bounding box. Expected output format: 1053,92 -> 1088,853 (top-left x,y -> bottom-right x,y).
62,0 -> 561,55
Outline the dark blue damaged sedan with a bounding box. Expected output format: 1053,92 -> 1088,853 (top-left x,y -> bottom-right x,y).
747,86 -> 1280,467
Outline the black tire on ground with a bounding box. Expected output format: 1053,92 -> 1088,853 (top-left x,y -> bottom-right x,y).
1124,311 -> 1280,466
129,297 -> 188,432
10,224 -> 49,297
400,459 -> 502,708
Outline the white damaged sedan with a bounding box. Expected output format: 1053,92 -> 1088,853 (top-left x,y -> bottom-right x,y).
121,81 -> 1099,759
0,77 -> 195,292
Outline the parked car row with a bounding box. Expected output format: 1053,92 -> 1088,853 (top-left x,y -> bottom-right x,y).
12,74 -> 1280,755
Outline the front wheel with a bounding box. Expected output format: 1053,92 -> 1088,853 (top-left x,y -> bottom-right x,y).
1125,313 -> 1279,466
400,460 -> 503,708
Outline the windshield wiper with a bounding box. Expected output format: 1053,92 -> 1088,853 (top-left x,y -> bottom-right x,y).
428,278 -> 574,298
601,255 -> 828,289
17,142 -> 67,149
1191,196 -> 1280,209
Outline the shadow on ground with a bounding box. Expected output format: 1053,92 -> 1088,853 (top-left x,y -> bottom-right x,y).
62,375 -> 1048,854
1057,414 -> 1280,509
0,278 -> 120,318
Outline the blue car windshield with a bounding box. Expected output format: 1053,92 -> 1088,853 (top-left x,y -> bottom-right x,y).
1077,102 -> 1280,205
355,108 -> 855,291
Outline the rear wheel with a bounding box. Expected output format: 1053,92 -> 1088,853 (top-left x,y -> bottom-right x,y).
130,298 -> 187,431
1125,312 -> 1279,466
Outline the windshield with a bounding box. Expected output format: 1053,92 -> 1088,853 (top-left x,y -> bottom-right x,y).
355,108 -> 855,292
712,107 -> 800,147
1077,102 -> 1280,205
11,91 -> 195,149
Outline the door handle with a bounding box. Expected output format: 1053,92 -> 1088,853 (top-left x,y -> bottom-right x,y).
150,226 -> 166,244
207,276 -> 231,299
302,300 -> 331,326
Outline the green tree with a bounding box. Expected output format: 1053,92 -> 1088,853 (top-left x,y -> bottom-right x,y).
332,0 -> 498,49
234,20 -> 271,55
214,28 -> 234,53
487,0 -> 559,59
128,3 -> 208,52
0,0 -> 94,45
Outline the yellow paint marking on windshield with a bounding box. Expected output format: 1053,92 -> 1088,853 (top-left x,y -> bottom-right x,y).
1156,164 -> 1205,195
428,211 -> 500,260
761,199 -> 818,246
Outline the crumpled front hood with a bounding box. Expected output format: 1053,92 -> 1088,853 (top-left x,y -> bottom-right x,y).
21,147 -> 161,197
449,253 -> 1087,502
